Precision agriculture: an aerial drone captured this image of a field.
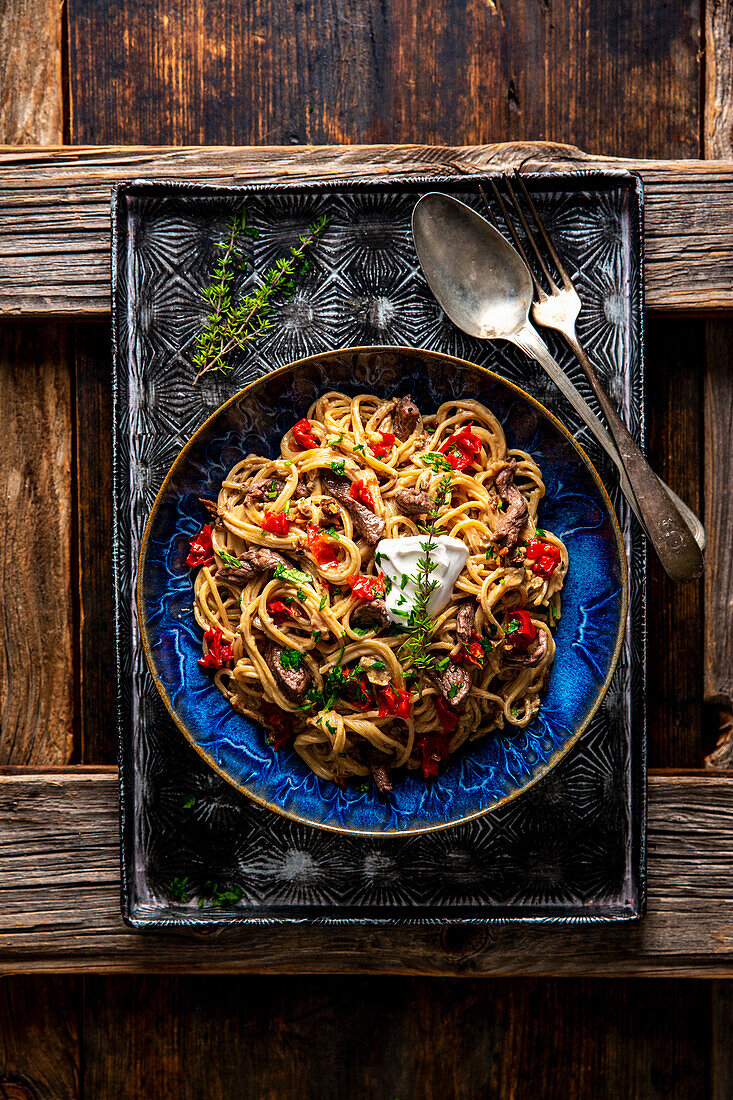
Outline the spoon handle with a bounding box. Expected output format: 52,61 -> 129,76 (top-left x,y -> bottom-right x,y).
513,323 -> 703,583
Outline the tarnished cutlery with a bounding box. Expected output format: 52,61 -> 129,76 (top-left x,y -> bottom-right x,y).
412,190 -> 704,582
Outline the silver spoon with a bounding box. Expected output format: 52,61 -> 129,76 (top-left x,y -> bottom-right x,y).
412,192 -> 704,583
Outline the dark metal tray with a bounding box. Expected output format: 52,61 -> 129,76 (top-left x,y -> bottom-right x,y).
112,171 -> 646,927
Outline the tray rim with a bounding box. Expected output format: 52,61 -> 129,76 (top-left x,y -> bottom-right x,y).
111,169 -> 647,928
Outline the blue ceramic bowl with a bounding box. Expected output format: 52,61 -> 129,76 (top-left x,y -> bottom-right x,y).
138,347 -> 628,836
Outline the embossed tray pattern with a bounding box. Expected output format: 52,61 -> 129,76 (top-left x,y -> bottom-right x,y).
112,173 -> 646,926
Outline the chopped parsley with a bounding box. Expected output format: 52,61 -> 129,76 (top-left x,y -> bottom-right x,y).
330,433 -> 345,446
479,639 -> 494,654
182,795 -> 196,809
383,576 -> 393,595
284,499 -> 291,515
323,525 -> 341,540
352,626 -> 369,636
510,706 -> 520,719
218,548 -> 241,568
330,459 -> 346,475
420,451 -> 453,473
371,659 -> 386,670
274,562 -> 311,587
267,479 -> 278,500
374,550 -> 383,565
550,604 -> 560,621
485,547 -> 495,560
437,656 -> 450,671
536,528 -> 546,537
318,594 -> 327,610
353,443 -> 366,455
400,573 -> 410,589
313,629 -> 322,643
197,882 -> 245,908
505,619 -> 520,635
279,649 -> 303,671
169,875 -> 189,902
448,683 -> 460,699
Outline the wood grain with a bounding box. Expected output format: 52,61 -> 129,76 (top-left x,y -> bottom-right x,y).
0,0 -> 64,144
645,319 -> 704,767
0,976 -> 79,1100
0,324 -> 74,765
81,974 -> 710,1100
1,770 -> 733,977
73,325 -> 116,764
67,0 -> 699,160
712,982 -> 733,1100
705,0 -> 733,158
2,144 -> 733,316
703,321 -> 733,763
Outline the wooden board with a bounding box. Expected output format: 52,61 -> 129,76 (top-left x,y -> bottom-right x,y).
1,770 -> 733,977
0,976 -> 80,1099
2,143 -> 733,316
0,0 -> 63,145
0,323 -> 75,766
705,0 -> 733,159
81,974 -> 710,1100
645,319 -> 704,767
67,0 -> 699,160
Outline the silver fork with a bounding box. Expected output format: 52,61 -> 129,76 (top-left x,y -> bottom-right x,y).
481,173 -> 706,557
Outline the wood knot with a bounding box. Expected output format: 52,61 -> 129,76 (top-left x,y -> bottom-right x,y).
439,926 -> 490,959
0,1077 -> 39,1100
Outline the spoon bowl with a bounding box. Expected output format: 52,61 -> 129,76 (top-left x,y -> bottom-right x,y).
412,192 -> 533,339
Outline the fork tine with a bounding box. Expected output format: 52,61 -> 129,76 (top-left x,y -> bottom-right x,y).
479,179 -> 543,299
503,176 -> 557,291
512,170 -> 574,290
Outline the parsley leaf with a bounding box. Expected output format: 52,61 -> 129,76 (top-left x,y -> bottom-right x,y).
318,594 -> 327,610
274,562 -> 311,587
182,795 -> 196,809
279,649 -> 303,670
218,548 -> 241,568
536,528 -> 546,537
420,452 -> 453,472
330,459 -> 346,476
448,683 -> 460,698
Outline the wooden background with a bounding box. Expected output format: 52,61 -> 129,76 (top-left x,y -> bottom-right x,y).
1,0 -> 733,1096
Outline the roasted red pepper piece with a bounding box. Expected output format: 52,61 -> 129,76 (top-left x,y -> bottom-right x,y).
435,696 -> 459,736
377,684 -> 412,719
261,511 -> 292,537
262,702 -> 294,749
418,725 -> 450,778
292,418 -> 320,450
349,478 -> 376,509
438,424 -> 482,471
345,573 -> 385,601
186,524 -> 214,568
525,539 -> 561,578
197,627 -> 234,670
460,633 -> 486,669
267,600 -> 294,624
370,430 -> 395,459
307,525 -> 339,569
504,610 -> 537,648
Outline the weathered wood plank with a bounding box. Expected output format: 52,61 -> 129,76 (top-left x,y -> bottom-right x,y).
0,324 -> 74,765
645,319 -> 704,767
1,770 -> 733,976
0,975 -> 80,1099
705,0 -> 733,159
1,143 -> 733,316
712,982 -> 733,1100
703,322 -> 733,764
74,325 -> 116,764
0,0 -> 64,144
81,974 -> 710,1100
68,0 -> 699,160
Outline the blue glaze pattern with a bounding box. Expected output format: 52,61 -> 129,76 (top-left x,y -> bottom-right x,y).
138,349 -> 626,835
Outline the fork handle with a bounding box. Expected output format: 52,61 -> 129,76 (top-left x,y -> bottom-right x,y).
514,323 -> 703,583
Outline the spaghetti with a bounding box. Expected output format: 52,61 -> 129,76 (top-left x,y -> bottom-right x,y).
188,392 -> 568,792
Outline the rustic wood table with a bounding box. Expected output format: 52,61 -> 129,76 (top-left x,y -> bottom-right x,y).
2,1 -> 733,1097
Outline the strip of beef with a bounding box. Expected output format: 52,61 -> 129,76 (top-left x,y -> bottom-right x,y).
322,472 -> 385,546
352,598 -> 390,631
371,764 -> 393,793
504,631 -> 548,668
264,641 -> 311,703
455,600 -> 476,645
393,394 -> 420,441
199,497 -> 219,517
245,477 -> 309,503
492,458 -> 529,550
432,661 -> 471,711
396,488 -> 434,516
215,548 -> 291,584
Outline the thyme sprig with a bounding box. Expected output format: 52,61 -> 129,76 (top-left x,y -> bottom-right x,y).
192,209 -> 329,382
401,472 -> 452,688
